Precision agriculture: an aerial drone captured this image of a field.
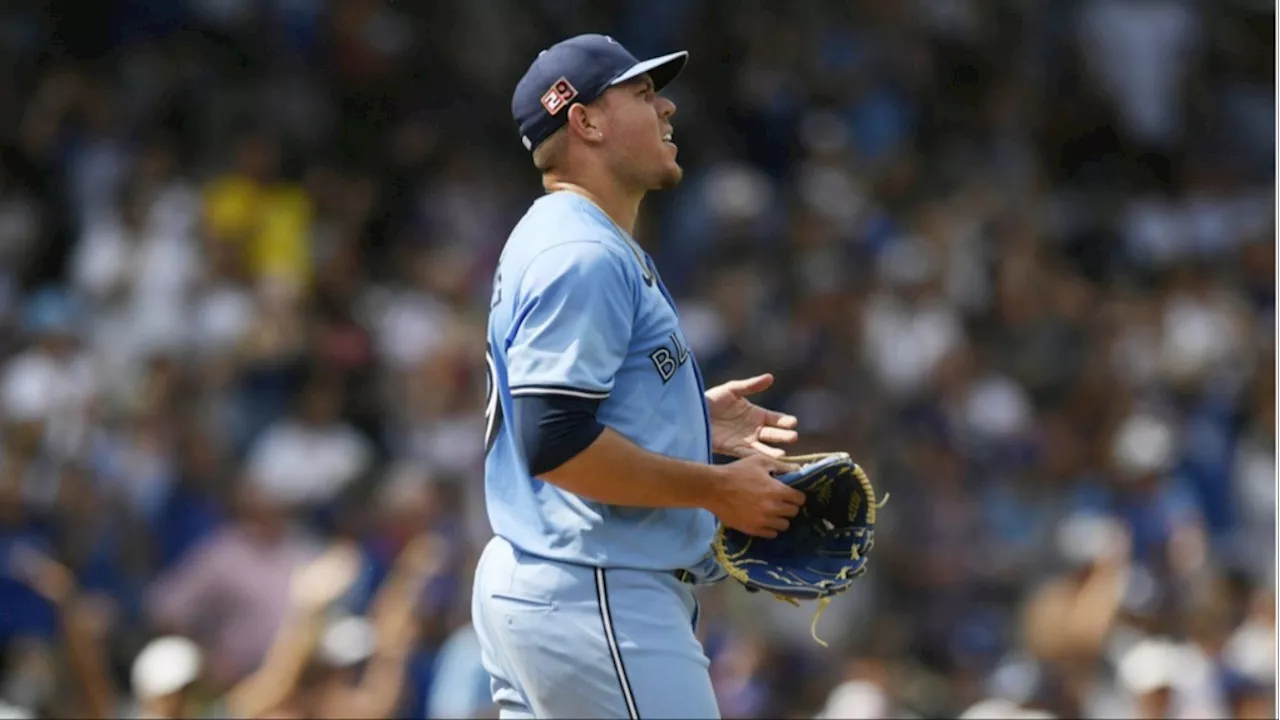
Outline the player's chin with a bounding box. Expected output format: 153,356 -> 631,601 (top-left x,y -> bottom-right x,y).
655,160 -> 684,190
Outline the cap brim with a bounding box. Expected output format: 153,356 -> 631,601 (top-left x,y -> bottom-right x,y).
610,50 -> 688,92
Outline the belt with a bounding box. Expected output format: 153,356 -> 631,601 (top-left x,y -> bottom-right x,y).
672,569 -> 697,584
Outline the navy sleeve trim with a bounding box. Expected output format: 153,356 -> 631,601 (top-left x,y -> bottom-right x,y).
510,384 -> 610,401
512,393 -> 606,476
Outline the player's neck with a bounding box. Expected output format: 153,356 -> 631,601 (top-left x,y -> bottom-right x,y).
544,179 -> 643,237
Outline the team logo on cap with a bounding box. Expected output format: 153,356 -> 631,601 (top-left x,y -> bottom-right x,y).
541,77 -> 578,115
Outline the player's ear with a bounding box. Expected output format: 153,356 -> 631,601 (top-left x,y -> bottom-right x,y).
565,103 -> 604,145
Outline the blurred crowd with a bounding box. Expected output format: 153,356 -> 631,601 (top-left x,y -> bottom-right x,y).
0,0 -> 1273,718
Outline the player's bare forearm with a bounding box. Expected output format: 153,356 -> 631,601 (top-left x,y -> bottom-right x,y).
539,427 -> 724,509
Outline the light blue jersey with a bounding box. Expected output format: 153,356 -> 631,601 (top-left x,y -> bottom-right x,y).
482,33 -> 721,718
483,191 -> 717,573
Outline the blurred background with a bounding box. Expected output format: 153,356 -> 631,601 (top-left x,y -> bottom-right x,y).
0,0 -> 1273,718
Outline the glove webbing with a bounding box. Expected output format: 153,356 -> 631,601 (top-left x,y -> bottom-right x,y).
714,456 -> 889,649
712,534 -> 859,647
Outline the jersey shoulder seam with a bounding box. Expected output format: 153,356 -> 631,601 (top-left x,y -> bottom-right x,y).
501,238 -> 641,350
514,238 -> 638,295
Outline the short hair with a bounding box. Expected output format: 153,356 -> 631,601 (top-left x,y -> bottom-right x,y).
532,126 -> 568,173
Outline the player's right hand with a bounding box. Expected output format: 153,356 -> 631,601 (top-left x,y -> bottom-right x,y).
709,455 -> 806,539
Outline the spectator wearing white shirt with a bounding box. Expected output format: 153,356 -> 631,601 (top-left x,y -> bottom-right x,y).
244,369 -> 372,510
69,182 -> 197,405
0,289 -> 98,511
862,239 -> 963,399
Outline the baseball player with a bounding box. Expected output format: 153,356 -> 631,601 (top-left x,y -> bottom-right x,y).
473,34 -> 807,718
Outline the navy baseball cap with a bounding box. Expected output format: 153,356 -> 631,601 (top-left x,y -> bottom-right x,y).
513,34 -> 688,152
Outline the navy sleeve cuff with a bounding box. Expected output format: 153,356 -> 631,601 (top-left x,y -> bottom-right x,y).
512,392 -> 605,475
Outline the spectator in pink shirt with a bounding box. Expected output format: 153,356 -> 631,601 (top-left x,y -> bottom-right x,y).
145,483 -> 319,690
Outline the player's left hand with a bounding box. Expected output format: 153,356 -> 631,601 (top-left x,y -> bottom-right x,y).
704,373 -> 799,459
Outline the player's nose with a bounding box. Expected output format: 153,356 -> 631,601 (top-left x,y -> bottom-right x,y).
657,95 -> 676,119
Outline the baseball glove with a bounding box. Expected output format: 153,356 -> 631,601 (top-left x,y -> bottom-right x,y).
712,452 -> 886,647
